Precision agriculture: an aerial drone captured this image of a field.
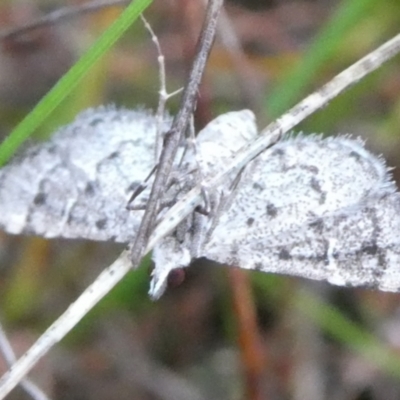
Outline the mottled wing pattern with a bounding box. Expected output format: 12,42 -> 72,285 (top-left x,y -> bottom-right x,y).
202,135 -> 400,291
0,107 -> 169,242
3,107 -> 400,296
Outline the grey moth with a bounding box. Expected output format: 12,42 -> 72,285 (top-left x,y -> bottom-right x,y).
1,106 -> 399,299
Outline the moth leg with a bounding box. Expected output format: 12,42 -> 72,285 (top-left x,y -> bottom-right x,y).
205,166 -> 245,239
185,116 -> 212,214
189,187 -> 223,258
128,196 -> 177,211
189,214 -> 207,257
166,169 -> 195,191
128,168 -> 195,212
190,166 -> 245,254
195,187 -> 211,215
126,164 -> 158,209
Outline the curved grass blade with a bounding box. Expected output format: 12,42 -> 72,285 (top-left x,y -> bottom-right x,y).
0,0 -> 153,166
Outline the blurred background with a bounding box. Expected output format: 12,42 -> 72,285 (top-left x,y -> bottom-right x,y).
1,0 -> 400,399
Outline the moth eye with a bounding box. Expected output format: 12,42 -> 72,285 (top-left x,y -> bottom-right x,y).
167,268 -> 186,288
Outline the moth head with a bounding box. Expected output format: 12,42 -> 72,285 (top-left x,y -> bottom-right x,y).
149,238 -> 191,300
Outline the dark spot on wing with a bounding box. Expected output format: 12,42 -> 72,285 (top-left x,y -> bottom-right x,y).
253,182 -> 265,191
278,248 -> 291,260
247,217 -> 255,226
255,242 -> 265,251
109,151 -> 120,159
47,145 -> 57,154
310,177 -> 322,193
362,242 -> 378,255
304,165 -> 319,174
85,182 -> 96,195
349,150 -> 362,161
372,267 -> 384,280
308,218 -> 324,232
89,118 -> 103,127
33,192 -> 47,206
377,251 -> 387,270
96,218 -> 107,230
28,147 -> 41,158
266,203 -> 278,218
271,148 -> 285,157
310,177 -> 326,204
321,239 -> 330,265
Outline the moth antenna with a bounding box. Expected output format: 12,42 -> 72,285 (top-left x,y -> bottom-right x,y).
186,115 -> 212,214
140,15 -> 183,162
126,164 -> 158,209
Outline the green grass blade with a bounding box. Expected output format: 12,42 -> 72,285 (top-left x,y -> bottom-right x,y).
0,0 -> 153,166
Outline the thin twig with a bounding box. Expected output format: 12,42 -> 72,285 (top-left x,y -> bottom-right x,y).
1,31 -> 400,400
129,0 -> 224,268
0,0 -> 130,40
140,15 -> 180,161
0,323 -> 50,400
